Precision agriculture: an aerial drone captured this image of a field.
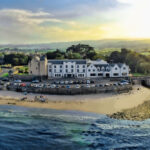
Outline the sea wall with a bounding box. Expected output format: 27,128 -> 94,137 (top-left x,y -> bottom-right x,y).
8,85 -> 132,95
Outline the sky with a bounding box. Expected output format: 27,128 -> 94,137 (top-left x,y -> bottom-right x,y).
0,0 -> 150,44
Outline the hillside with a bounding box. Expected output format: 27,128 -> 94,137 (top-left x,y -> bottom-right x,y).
1,39 -> 150,54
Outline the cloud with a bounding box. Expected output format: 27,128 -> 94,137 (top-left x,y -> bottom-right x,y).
0,9 -> 87,44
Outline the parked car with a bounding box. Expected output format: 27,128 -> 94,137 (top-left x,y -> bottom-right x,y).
91,84 -> 95,88
37,84 -> 44,88
91,80 -> 95,84
65,81 -> 69,84
86,84 -> 91,88
122,82 -> 129,85
113,83 -> 119,86
20,83 -> 26,87
56,85 -> 60,88
119,83 -> 124,86
50,84 -> 56,88
2,78 -> 9,82
121,80 -> 129,83
14,80 -> 22,83
99,84 -> 104,87
60,81 -> 64,84
87,80 -> 91,84
32,80 -> 39,83
56,81 -> 60,84
104,83 -> 110,87
66,85 -> 70,89
69,80 -> 73,84
75,85 -> 80,88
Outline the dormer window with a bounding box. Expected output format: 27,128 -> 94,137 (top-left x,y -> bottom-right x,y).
101,67 -> 105,71
123,67 -> 126,70
115,68 -> 118,70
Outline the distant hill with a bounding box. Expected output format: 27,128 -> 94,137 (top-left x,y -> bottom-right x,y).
1,39 -> 150,52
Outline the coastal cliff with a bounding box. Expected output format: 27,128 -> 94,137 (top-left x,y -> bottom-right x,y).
109,100 -> 150,121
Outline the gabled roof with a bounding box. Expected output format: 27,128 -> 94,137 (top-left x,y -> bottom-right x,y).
110,63 -> 125,68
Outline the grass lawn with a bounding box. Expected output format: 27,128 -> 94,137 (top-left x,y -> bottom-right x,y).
1,73 -> 9,77
13,66 -> 28,75
132,73 -> 150,77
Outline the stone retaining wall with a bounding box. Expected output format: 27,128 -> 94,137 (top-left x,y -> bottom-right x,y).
8,85 -> 132,95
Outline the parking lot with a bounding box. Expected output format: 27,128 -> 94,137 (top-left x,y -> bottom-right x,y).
6,78 -> 129,88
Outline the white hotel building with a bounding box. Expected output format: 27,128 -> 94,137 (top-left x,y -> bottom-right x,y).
28,56 -> 130,78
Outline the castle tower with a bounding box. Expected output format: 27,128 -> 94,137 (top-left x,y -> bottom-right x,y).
39,55 -> 48,76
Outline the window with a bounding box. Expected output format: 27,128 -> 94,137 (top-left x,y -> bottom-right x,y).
83,65 -> 85,68
101,67 -> 104,71
93,69 -> 95,72
66,69 -> 68,73
54,69 -> 56,73
122,73 -> 127,76
90,73 -> 96,77
49,69 -> 51,72
98,73 -> 103,76
54,65 -> 56,68
77,65 -> 79,68
88,69 -> 91,72
115,68 -> 118,70
83,69 -> 85,73
113,73 -> 119,76
77,69 -> 79,73
71,65 -> 74,68
66,65 -> 68,68
49,65 -> 51,68
55,74 -> 61,77
60,69 -> 62,73
106,68 -> 110,71
78,74 -> 84,77
60,65 -> 62,68
123,67 -> 126,70
71,69 -> 74,73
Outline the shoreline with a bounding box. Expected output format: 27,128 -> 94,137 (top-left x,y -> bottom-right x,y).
0,85 -> 150,115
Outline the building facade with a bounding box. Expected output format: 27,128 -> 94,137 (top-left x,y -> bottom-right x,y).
28,56 -> 130,78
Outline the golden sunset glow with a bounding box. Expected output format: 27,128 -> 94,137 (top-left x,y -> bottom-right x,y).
0,0 -> 150,44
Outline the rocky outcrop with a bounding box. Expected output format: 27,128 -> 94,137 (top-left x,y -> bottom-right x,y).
109,100 -> 150,121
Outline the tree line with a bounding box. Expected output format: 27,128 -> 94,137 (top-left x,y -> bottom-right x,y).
1,44 -> 150,75
107,48 -> 150,74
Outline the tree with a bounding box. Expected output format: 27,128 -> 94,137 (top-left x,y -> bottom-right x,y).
66,44 -> 95,58
46,49 -> 65,59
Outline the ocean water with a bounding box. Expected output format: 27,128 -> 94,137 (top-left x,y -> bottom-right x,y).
0,106 -> 150,150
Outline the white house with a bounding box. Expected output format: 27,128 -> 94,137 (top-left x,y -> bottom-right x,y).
28,56 -> 130,78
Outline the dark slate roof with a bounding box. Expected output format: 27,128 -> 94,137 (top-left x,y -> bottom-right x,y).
94,64 -> 109,68
110,63 -> 124,68
48,60 -> 63,64
48,60 -> 87,64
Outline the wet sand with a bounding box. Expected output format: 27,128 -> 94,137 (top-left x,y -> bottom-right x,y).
0,85 -> 149,114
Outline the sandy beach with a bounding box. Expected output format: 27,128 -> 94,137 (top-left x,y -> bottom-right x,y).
0,85 -> 150,115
